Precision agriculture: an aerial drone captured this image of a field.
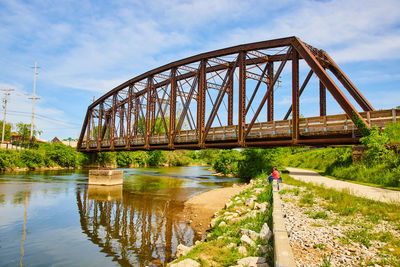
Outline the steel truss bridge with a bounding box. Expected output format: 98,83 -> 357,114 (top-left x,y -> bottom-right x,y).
78,36 -> 399,152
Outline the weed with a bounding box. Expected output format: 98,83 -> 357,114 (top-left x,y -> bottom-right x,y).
345,229 -> 372,247
320,254 -> 332,267
313,243 -> 326,250
300,192 -> 314,206
310,211 -> 328,219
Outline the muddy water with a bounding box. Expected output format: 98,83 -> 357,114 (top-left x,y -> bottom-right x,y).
0,166 -> 238,266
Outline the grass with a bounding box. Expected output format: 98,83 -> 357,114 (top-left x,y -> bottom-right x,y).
281,172 -> 400,222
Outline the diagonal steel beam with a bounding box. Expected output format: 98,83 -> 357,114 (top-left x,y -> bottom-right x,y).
291,37 -> 370,129
245,47 -> 293,137
284,69 -> 314,120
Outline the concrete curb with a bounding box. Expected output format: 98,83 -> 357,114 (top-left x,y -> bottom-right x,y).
272,181 -> 296,267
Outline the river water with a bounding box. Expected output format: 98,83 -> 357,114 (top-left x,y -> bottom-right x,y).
0,166 -> 238,266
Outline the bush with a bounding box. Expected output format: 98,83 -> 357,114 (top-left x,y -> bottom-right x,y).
148,150 -> 166,166
238,148 -> 279,181
20,150 -> 45,168
166,150 -> 191,166
384,122 -> 400,144
97,152 -> 117,167
41,143 -> 81,167
212,150 -> 242,175
0,150 -> 21,170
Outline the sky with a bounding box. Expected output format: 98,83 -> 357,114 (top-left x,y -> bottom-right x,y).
0,0 -> 399,140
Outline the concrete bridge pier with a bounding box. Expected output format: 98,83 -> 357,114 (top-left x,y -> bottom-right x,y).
88,169 -> 124,185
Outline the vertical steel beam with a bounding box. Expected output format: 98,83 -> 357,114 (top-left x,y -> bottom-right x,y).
126,86 -> 132,149
134,98 -> 139,136
197,59 -> 207,147
320,80 -> 326,116
110,93 -> 117,149
238,51 -> 246,146
292,49 -> 299,143
267,61 -> 274,122
86,109 -> 91,150
169,68 -> 177,149
119,104 -> 125,137
228,66 -> 234,126
145,77 -> 152,149
97,102 -> 103,149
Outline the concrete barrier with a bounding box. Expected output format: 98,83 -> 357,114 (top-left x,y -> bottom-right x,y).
88,170 -> 124,185
272,181 -> 296,267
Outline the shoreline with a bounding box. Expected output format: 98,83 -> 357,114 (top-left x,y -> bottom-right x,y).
182,183 -> 248,234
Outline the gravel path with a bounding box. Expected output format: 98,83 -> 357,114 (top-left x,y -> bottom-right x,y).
285,167 -> 400,204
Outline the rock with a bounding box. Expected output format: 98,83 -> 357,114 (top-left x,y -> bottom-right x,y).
260,223 -> 272,242
225,200 -> 234,208
257,245 -> 271,254
219,221 -> 227,227
254,202 -> 269,212
227,243 -> 237,249
169,259 -> 200,267
237,257 -> 268,267
210,218 -> 219,228
245,210 -> 258,218
241,234 -> 256,247
241,229 -> 260,241
253,188 -> 263,195
348,245 -> 357,252
238,246 -> 247,255
176,244 -> 192,257
245,197 -> 257,208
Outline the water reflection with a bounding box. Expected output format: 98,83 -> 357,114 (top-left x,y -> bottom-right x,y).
77,186 -> 196,266
88,185 -> 123,201
0,166 -> 237,266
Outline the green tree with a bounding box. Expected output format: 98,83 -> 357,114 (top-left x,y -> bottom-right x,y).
16,122 -> 42,141
0,121 -> 12,140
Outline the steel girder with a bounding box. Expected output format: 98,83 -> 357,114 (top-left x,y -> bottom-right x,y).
78,36 -> 373,152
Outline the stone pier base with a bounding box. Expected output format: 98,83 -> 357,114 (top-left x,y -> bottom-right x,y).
88,170 -> 124,185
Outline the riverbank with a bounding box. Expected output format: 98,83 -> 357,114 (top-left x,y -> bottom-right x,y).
169,176 -> 274,266
183,184 -> 248,234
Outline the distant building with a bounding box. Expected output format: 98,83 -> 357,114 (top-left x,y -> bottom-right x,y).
51,137 -> 62,144
10,134 -> 23,143
51,136 -> 77,147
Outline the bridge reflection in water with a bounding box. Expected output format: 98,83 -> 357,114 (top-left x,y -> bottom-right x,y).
76,184 -> 198,266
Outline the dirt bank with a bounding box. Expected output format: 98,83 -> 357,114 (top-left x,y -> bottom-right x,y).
183,184 -> 248,234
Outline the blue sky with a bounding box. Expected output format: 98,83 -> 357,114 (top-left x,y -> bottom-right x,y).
0,0 -> 399,140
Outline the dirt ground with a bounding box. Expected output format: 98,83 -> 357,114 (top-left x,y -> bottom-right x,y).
182,185 -> 248,235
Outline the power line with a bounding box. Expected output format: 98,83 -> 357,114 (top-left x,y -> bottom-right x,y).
1,89 -> 15,143
30,60 -> 40,141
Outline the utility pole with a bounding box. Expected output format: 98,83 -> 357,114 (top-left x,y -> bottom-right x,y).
30,60 -> 40,141
1,89 -> 14,144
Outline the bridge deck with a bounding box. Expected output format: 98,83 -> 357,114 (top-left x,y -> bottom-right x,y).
80,109 -> 399,151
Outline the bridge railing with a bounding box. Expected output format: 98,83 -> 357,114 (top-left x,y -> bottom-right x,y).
81,109 -> 399,150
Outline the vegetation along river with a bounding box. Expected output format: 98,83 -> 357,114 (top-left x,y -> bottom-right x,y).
0,166 -> 238,266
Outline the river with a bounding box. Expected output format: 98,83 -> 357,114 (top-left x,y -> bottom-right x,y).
0,166 -> 238,266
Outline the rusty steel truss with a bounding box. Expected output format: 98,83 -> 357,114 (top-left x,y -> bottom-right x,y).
78,36 -> 380,152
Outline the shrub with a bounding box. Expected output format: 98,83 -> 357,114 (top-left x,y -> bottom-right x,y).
238,148 -> 275,181
97,152 -> 117,167
148,150 -> 166,166
212,150 -> 242,175
20,150 -> 45,168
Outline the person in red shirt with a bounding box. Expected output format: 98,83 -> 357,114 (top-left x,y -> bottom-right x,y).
267,167 -> 281,183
